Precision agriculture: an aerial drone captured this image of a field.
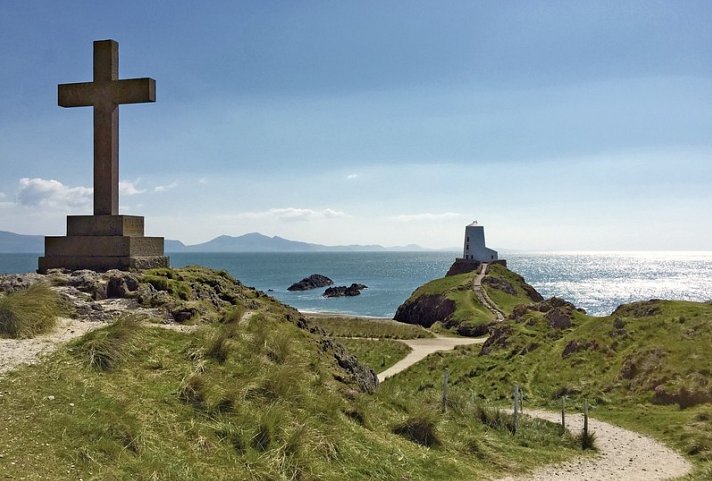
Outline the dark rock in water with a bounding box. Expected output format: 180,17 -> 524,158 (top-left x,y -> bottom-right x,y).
288,274 -> 333,291
394,294 -> 456,328
323,283 -> 367,297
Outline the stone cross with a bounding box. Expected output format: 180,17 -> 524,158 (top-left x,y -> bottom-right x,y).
58,39 -> 155,216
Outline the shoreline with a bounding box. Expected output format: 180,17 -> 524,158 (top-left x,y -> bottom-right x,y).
299,310 -> 393,321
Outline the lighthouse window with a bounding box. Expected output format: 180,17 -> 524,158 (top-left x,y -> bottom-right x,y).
466,244 -> 469,250
466,236 -> 469,241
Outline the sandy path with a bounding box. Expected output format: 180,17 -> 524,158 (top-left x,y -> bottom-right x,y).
497,409 -> 692,481
377,335 -> 486,382
0,317 -> 104,377
474,263 -> 505,321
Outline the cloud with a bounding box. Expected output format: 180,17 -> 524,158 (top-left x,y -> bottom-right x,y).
346,173 -> 359,180
390,212 -> 462,222
198,178 -> 209,185
119,180 -> 145,195
154,181 -> 178,193
16,177 -> 92,209
0,192 -> 6,199
234,207 -> 348,222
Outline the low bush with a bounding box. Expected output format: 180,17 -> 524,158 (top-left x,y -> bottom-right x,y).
0,283 -> 63,339
393,409 -> 440,447
72,315 -> 143,370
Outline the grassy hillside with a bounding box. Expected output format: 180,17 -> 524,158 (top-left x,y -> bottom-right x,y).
0,266 -> 584,480
385,297 -> 712,479
394,264 -> 542,336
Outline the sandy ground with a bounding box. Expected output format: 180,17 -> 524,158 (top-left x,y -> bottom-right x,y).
497,409 -> 692,481
0,317 -> 104,376
377,335 -> 486,382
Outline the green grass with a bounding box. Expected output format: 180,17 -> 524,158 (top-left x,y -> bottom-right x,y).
383,298 -> 712,479
307,315 -> 433,339
0,283 -> 65,339
401,272 -> 493,334
0,266 -> 586,481
338,338 -> 411,373
483,263 -> 541,314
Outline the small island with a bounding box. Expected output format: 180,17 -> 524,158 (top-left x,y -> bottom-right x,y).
323,283 -> 368,297
287,274 -> 334,291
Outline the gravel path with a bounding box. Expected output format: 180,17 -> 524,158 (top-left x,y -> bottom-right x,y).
497,409 -> 692,481
0,317 -> 104,377
377,335 -> 486,382
474,263 -> 505,321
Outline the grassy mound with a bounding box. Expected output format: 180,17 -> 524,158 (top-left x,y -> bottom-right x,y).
338,338 -> 412,373
387,298 -> 712,478
0,283 -> 65,338
0,266 -> 583,480
307,315 -> 433,339
394,265 -> 542,336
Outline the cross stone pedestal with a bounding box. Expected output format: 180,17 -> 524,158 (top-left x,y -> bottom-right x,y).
38,215 -> 169,272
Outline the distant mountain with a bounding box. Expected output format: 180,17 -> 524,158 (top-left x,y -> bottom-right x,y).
0,231 -> 44,253
168,232 -> 432,253
0,230 -> 432,253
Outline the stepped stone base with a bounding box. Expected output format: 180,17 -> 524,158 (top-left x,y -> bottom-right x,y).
38,214 -> 169,273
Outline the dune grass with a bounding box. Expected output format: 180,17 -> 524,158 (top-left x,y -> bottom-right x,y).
307,315 -> 433,339
0,303 -> 584,480
0,283 -> 64,339
338,338 -> 411,373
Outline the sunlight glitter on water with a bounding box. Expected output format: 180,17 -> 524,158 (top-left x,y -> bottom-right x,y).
506,251 -> 712,316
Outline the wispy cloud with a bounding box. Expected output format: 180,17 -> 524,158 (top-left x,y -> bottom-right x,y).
119,180 -> 145,195
346,173 -> 359,180
16,177 -> 92,209
390,212 -> 462,222
234,207 -> 348,222
154,181 -> 178,193
198,178 -> 209,185
0,192 -> 6,200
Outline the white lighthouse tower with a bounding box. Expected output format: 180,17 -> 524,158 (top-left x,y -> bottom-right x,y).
462,221 -> 498,262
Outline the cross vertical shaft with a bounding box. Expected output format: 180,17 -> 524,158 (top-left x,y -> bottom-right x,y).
93,40 -> 120,215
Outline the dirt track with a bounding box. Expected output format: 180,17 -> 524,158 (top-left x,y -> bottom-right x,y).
497,409 -> 692,481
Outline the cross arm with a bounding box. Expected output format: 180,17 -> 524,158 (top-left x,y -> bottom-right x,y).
112,78 -> 156,104
58,82 -> 95,107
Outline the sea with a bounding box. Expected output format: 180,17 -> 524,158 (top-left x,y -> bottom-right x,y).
1,251 -> 711,318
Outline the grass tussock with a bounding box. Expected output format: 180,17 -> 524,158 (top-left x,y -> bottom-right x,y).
576,430 -> 597,450
393,408 -> 440,447
0,283 -> 64,339
72,315 -> 143,370
307,315 -> 433,339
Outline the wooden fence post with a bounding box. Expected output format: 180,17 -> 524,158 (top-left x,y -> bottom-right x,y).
512,384 -> 520,434
441,369 -> 449,412
561,396 -> 566,431
583,398 -> 589,439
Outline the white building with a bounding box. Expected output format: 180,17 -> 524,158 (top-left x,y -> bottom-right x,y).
462,221 -> 498,262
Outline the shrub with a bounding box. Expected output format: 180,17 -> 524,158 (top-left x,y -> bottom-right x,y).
393,409 -> 440,447
576,430 -> 597,450
73,315 -> 142,370
0,283 -> 63,339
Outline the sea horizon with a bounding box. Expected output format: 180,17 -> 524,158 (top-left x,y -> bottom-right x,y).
1,250 -> 711,318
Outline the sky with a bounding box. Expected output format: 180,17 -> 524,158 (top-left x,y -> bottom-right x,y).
1,1 -> 711,250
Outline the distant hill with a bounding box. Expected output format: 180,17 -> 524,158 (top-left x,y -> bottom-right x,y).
0,231 -> 44,253
0,230 -> 433,253
167,232 -> 431,253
